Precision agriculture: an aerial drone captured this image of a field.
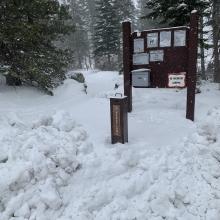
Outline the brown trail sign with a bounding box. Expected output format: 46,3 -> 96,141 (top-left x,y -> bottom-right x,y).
123,11 -> 199,121
110,95 -> 128,144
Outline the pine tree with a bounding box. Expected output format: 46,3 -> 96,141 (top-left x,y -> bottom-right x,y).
114,0 -> 136,22
114,0 -> 136,70
66,0 -> 92,69
93,0 -> 120,70
145,0 -> 209,26
0,0 -> 74,94
138,0 -> 165,30
93,0 -> 136,70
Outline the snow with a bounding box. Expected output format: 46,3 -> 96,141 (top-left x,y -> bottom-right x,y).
0,71 -> 220,219
131,68 -> 150,72
191,10 -> 198,14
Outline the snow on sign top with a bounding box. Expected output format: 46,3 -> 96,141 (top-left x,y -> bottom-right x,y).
109,94 -> 127,99
131,68 -> 150,73
139,26 -> 189,33
191,10 -> 198,14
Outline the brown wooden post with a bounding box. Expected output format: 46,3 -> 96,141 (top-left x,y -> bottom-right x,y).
110,95 -> 128,144
186,11 -> 199,121
123,22 -> 132,112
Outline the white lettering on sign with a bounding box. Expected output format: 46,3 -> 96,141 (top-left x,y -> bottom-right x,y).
168,72 -> 186,88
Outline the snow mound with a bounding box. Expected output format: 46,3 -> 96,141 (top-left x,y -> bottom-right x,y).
0,111 -> 92,220
57,106 -> 220,220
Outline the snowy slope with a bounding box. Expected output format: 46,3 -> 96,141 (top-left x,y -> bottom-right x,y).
0,71 -> 219,220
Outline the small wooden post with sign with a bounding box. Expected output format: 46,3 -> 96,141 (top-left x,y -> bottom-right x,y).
186,11 -> 199,121
110,94 -> 128,144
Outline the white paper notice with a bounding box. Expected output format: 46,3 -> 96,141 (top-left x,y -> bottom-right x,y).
147,33 -> 158,48
174,30 -> 186,47
134,38 -> 144,53
150,50 -> 164,62
168,73 -> 186,88
160,31 -> 171,47
133,53 -> 149,65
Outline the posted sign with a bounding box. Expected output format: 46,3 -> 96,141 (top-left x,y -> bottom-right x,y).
168,72 -> 186,88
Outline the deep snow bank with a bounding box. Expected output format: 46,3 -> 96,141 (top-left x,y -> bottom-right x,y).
0,72 -> 219,220
56,106 -> 220,220
0,111 -> 92,220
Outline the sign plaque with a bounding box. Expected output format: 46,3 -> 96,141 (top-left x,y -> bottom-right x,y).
133,38 -> 144,53
110,96 -> 128,144
174,30 -> 186,47
168,72 -> 186,88
160,31 -> 171,47
150,50 -> 164,62
147,33 -> 158,48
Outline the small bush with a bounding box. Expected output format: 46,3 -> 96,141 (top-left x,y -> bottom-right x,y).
71,73 -> 85,83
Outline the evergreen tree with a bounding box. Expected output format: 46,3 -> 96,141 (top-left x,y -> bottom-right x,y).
114,0 -> 136,70
145,0 -> 209,26
93,0 -> 120,70
137,0 -> 166,30
0,0 -> 74,94
114,0 -> 136,22
93,0 -> 136,70
66,0 -> 92,69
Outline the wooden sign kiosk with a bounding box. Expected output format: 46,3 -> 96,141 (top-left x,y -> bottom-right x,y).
123,11 -> 199,121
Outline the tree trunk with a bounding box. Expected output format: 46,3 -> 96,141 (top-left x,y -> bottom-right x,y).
212,0 -> 220,83
107,54 -> 111,69
200,17 -> 206,80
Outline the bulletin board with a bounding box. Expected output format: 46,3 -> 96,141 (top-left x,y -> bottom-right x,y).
132,27 -> 189,88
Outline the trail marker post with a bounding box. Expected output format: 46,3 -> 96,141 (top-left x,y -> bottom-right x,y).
110,94 -> 128,144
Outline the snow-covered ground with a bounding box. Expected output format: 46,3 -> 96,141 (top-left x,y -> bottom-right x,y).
0,71 -> 219,220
